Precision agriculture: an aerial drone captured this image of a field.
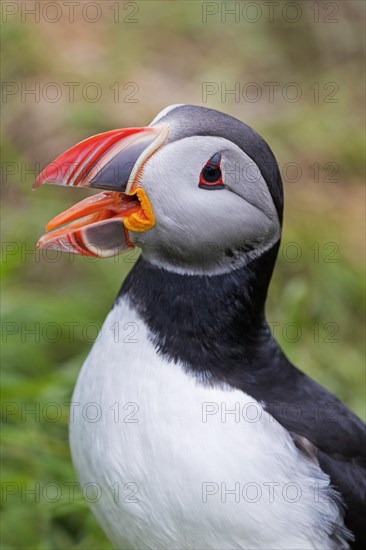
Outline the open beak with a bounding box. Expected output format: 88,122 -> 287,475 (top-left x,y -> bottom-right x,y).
35,125 -> 167,257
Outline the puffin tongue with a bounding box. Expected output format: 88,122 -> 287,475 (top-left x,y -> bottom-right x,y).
36,191 -> 141,257
44,191 -> 140,231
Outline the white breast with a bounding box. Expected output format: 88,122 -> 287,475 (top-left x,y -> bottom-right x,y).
69,298 -> 347,550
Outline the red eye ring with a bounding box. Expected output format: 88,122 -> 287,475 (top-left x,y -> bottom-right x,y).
199,153 -> 224,190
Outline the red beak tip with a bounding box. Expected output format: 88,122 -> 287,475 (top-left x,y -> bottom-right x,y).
36,239 -> 54,251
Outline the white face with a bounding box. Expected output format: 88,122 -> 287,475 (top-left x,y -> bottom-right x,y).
130,135 -> 281,275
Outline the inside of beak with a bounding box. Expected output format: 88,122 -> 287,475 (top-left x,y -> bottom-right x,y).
36,188 -> 154,257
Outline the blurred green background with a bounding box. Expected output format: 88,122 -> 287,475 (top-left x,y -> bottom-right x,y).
1,1 -> 365,548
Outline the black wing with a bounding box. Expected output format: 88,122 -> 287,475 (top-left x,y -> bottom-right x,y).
253,362 -> 366,549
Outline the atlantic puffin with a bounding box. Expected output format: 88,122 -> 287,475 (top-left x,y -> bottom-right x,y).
35,105 -> 365,549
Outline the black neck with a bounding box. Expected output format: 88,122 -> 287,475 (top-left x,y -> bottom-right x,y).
117,244 -> 288,385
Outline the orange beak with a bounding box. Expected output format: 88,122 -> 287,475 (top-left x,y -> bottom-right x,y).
35,125 -> 167,257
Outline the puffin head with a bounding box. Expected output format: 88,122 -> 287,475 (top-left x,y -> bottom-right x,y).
36,105 -> 283,275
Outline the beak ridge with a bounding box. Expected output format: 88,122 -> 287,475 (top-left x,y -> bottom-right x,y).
34,126 -> 164,191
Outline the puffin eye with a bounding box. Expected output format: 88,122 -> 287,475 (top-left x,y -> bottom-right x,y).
199,153 -> 224,190
203,164 -> 221,182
